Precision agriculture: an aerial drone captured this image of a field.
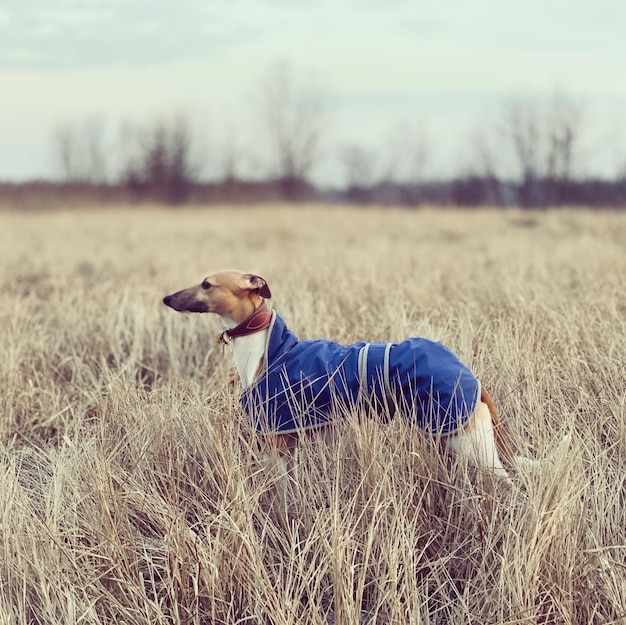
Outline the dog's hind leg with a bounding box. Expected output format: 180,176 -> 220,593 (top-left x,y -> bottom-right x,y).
446,401 -> 513,484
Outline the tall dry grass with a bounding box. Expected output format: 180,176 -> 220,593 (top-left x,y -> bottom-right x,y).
0,205 -> 625,624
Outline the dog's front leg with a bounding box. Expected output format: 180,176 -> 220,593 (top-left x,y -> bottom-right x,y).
262,433 -> 300,525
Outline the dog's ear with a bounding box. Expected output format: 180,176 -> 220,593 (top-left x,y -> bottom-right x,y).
240,273 -> 272,299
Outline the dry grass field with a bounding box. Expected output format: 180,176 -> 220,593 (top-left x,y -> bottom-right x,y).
0,204 -> 625,624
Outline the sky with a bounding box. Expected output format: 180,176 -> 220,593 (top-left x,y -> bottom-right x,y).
1,0 -> 625,185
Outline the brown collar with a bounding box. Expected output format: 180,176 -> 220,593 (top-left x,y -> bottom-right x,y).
218,300 -> 273,344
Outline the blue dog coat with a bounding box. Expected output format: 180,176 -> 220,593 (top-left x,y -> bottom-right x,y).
241,312 -> 480,436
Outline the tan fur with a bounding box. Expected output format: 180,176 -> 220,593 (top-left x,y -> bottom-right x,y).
480,387 -> 515,462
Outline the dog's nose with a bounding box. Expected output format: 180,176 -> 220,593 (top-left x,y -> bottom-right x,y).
163,295 -> 172,306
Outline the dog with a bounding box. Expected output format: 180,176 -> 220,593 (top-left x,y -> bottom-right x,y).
163,269 -> 538,492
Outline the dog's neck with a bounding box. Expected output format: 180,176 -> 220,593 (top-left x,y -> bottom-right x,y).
219,310 -> 269,389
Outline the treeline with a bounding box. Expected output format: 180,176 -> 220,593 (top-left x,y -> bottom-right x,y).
3,64 -> 626,209
4,175 -> 625,209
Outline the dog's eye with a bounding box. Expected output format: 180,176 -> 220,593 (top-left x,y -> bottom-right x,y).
201,279 -> 212,290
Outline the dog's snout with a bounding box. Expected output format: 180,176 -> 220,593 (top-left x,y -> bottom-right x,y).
162,289 -> 209,313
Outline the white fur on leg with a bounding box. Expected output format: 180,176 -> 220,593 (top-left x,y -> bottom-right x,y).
446,401 -> 513,485
263,448 -> 298,523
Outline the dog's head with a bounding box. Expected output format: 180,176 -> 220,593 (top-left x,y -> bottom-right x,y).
163,270 -> 271,322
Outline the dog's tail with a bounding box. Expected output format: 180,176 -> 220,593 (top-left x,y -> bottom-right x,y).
481,387 -> 571,472
481,387 -> 516,462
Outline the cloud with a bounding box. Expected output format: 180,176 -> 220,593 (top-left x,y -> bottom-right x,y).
5,0 -> 626,75
0,0 -> 248,69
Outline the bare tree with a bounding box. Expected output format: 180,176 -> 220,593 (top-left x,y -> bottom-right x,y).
121,115 -> 198,204
53,116 -> 108,183
503,100 -> 543,207
54,124 -> 79,182
83,117 -> 108,183
340,144 -> 379,203
456,126 -> 507,206
384,120 -> 431,205
544,92 -> 583,204
217,124 -> 244,184
257,61 -> 326,200
502,91 -> 584,207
